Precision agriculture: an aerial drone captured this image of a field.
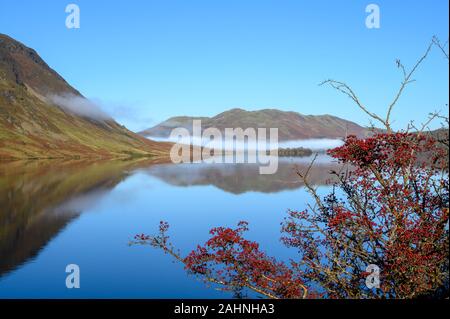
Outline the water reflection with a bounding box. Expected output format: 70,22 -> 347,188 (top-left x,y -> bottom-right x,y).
0,158 -> 162,278
0,155 -> 340,297
144,155 -> 340,194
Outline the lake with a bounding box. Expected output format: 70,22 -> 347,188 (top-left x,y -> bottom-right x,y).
0,155 -> 339,298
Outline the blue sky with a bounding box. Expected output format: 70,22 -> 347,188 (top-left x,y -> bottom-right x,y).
0,0 -> 448,131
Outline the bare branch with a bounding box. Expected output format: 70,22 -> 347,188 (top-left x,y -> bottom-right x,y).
433,36 -> 449,60
320,79 -> 387,128
385,42 -> 434,130
321,40 -> 437,132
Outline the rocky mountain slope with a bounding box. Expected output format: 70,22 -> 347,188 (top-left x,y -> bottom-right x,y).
0,33 -> 171,160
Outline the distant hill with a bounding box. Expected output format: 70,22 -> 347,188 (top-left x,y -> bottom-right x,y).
139,108 -> 369,141
0,34 -> 171,160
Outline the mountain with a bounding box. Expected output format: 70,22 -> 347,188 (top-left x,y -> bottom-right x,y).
139,108 -> 369,141
0,34 -> 171,160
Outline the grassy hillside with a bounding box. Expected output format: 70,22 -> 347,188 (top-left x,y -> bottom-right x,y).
0,33 -> 171,160
140,108 -> 369,141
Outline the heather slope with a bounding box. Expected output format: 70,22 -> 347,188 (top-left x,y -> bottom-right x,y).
140,108 -> 369,141
0,34 -> 171,159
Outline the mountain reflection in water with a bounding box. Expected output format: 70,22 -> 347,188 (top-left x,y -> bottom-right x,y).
143,155 -> 340,194
0,154 -> 341,297
0,158 -> 160,277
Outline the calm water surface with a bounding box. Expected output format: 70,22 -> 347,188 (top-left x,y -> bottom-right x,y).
0,155 -> 338,298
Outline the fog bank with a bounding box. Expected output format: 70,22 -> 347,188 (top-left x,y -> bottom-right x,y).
48,94 -> 112,121
149,135 -> 344,151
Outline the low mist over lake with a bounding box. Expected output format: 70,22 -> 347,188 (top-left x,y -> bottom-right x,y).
149,136 -> 344,151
